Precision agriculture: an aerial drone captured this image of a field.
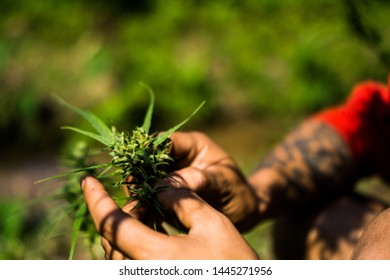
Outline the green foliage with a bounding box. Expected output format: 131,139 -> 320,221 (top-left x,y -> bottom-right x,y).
1,0 -> 390,155
0,200 -> 46,259
47,141 -> 102,260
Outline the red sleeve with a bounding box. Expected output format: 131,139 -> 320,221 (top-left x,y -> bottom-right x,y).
312,77 -> 390,180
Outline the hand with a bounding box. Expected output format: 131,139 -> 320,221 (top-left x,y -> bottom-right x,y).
351,208 -> 390,259
166,132 -> 259,231
81,175 -> 259,260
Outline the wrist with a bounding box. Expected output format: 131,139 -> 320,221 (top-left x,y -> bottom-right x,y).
248,168 -> 283,221
232,185 -> 261,232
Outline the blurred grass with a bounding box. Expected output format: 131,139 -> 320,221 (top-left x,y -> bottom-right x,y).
0,0 -> 389,259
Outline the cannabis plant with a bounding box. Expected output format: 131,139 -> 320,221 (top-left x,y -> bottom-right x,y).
38,86 -> 204,259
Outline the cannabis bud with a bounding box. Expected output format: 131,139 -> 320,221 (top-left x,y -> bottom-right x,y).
109,126 -> 174,211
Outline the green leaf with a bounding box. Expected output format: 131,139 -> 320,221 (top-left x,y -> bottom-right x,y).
68,202 -> 87,260
97,165 -> 113,178
34,163 -> 112,184
62,126 -> 111,146
154,101 -> 205,146
140,84 -> 155,134
53,94 -> 112,140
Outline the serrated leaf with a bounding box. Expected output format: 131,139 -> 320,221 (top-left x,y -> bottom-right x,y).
154,101 -> 205,146
140,84 -> 155,134
62,126 -> 111,146
53,94 -> 112,139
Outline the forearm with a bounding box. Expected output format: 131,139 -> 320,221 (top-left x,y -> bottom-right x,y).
249,120 -> 357,220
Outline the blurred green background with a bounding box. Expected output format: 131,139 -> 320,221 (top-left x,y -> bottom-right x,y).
0,0 -> 389,259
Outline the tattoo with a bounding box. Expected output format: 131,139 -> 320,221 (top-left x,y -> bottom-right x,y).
254,120 -> 355,214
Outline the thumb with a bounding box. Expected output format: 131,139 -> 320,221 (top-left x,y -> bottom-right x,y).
81,175 -> 167,259
156,187 -> 215,230
80,175 -> 124,233
165,166 -> 209,192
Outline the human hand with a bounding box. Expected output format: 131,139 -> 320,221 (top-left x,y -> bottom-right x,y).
351,208 -> 390,259
81,175 -> 259,260
166,132 -> 259,232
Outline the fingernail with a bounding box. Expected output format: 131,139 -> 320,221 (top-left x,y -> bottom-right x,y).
79,174 -> 91,190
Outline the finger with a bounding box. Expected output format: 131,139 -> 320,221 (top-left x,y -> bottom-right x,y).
170,131 -> 232,171
122,175 -> 136,197
122,177 -> 151,221
121,198 -> 146,220
81,176 -> 169,259
122,185 -> 130,197
121,199 -> 139,213
81,175 -> 124,232
169,132 -> 207,168
165,166 -> 209,192
121,198 -> 168,232
101,236 -> 129,260
156,187 -> 215,231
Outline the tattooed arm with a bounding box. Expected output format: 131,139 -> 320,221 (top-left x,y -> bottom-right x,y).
248,120 -> 357,221
167,120 -> 356,232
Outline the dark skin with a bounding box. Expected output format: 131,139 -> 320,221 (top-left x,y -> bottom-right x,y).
82,120 -> 390,259
350,208 -> 390,259
81,176 -> 259,260
248,121 -> 356,220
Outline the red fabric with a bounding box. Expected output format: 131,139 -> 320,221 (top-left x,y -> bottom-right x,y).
313,76 -> 390,181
